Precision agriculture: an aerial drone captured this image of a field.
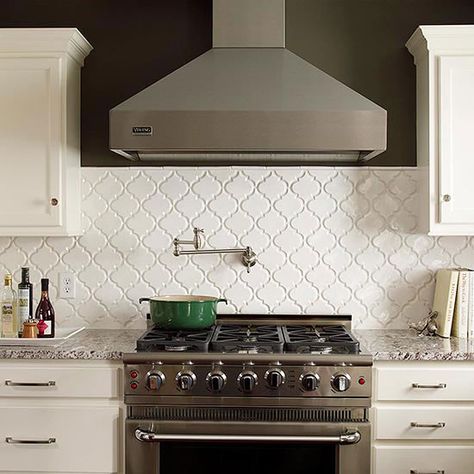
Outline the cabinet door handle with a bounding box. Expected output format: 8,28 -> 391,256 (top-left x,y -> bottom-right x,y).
412,383 -> 446,389
5,380 -> 56,387
6,437 -> 56,445
410,422 -> 445,428
410,470 -> 444,474
50,197 -> 59,206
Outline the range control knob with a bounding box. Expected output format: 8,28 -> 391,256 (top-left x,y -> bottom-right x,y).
176,371 -> 196,391
265,368 -> 285,389
238,371 -> 258,393
206,371 -> 227,393
146,372 -> 165,391
300,373 -> 320,392
331,373 -> 351,392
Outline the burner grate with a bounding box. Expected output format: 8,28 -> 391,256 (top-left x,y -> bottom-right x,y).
136,326 -> 214,352
283,325 -> 360,354
211,325 -> 284,353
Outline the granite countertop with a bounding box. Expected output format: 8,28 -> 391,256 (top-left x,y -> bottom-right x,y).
0,328 -> 473,361
0,329 -> 144,360
354,329 -> 474,361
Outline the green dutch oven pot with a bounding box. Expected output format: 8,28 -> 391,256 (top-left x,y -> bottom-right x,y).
139,295 -> 228,330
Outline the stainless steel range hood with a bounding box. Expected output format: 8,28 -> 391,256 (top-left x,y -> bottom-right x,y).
109,0 -> 386,164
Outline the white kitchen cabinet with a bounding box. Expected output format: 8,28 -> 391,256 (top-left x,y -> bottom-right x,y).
0,406 -> 119,473
406,26 -> 474,235
0,359 -> 123,473
0,29 -> 92,236
374,446 -> 474,474
373,360 -> 474,474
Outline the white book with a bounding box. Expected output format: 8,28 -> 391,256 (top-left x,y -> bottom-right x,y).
432,269 -> 459,338
469,272 -> 474,339
452,270 -> 470,337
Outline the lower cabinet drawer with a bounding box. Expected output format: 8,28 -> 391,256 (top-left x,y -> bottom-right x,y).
375,363 -> 474,402
374,445 -> 474,474
0,406 -> 120,472
375,406 -> 474,440
0,366 -> 120,399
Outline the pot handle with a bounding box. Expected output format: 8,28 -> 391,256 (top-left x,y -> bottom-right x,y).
217,298 -> 228,305
139,298 -> 150,304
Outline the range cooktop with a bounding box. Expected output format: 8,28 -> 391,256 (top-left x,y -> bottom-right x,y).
126,316 -> 371,401
136,318 -> 360,355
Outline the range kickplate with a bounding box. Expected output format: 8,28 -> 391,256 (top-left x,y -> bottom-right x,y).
211,325 -> 284,353
283,325 -> 360,354
136,326 -> 214,352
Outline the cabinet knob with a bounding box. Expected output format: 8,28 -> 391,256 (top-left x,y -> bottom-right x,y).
50,198 -> 59,207
442,194 -> 451,202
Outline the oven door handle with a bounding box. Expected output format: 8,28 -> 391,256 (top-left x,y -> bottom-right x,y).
134,429 -> 361,445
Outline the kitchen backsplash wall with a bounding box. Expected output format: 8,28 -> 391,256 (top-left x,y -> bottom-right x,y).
1,167 -> 473,329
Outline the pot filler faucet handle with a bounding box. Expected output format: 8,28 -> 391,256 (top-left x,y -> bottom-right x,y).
173,227 -> 204,256
242,247 -> 257,274
192,227 -> 204,249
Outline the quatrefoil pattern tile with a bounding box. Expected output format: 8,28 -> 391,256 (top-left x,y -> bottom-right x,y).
1,167 -> 473,329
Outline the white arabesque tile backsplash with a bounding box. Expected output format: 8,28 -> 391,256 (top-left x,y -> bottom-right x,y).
1,166 -> 473,329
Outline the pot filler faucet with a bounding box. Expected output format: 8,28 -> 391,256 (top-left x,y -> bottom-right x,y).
173,227 -> 257,273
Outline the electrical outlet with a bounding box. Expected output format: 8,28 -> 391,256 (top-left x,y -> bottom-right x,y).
59,272 -> 75,299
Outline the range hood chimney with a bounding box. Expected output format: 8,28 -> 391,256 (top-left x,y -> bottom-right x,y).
109,0 -> 387,164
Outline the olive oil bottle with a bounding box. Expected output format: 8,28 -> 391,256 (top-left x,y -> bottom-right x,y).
1,274 -> 18,338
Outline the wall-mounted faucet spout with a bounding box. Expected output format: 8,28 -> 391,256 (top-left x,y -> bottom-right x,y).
173,227 -> 257,273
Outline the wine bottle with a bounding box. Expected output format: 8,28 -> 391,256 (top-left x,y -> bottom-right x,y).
18,267 -> 32,336
1,274 -> 18,338
35,278 -> 55,338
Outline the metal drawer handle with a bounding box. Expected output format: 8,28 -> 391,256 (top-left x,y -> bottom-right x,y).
410,422 -> 445,428
410,470 -> 445,474
135,429 -> 361,445
5,380 -> 56,387
6,437 -> 56,445
412,383 -> 446,389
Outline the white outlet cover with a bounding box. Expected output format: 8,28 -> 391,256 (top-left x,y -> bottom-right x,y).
59,272 -> 75,299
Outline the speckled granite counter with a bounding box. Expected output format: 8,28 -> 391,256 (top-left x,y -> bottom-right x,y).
0,329 -> 144,360
354,329 -> 474,361
0,328 -> 473,361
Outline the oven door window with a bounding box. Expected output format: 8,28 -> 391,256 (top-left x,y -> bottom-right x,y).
160,442 -> 336,474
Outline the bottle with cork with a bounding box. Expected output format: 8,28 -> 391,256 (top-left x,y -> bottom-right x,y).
18,267 -> 33,336
35,278 -> 55,338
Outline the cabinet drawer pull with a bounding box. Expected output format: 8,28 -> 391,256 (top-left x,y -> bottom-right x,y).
410,470 -> 444,474
412,383 -> 446,389
410,422 -> 445,428
6,437 -> 56,445
5,380 -> 56,387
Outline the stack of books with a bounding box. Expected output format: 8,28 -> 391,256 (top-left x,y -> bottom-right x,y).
432,268 -> 474,338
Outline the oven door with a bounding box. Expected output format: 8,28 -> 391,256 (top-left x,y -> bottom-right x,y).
126,419 -> 370,474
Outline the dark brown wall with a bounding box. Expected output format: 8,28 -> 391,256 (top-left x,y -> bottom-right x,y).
1,0 -> 212,166
3,1 -> 474,167
286,0 -> 474,166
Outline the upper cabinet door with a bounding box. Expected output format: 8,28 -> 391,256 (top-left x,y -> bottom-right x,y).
438,55 -> 474,225
407,26 -> 474,235
0,57 -> 61,228
0,29 -> 92,236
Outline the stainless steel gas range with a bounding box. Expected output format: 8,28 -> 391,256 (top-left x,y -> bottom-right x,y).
123,315 -> 372,474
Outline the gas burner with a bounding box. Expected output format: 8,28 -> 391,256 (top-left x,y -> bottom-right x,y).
211,325 -> 284,353
283,325 -> 360,354
136,326 -> 213,352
